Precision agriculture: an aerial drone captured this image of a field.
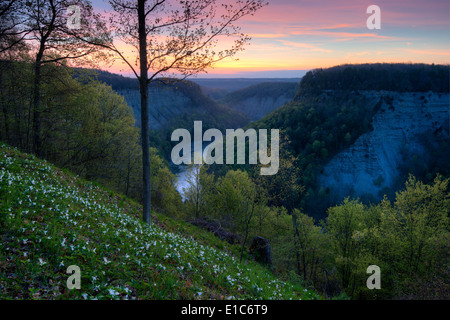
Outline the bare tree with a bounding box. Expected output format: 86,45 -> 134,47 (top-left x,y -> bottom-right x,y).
88,0 -> 268,224
0,0 -> 30,54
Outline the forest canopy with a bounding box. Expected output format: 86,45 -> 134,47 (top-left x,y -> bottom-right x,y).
296,63 -> 450,96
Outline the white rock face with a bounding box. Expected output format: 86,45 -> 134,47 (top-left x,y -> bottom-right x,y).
317,91 -> 449,203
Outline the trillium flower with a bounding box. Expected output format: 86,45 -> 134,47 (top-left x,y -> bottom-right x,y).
108,288 -> 119,296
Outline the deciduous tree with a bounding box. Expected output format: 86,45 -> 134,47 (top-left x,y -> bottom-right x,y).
87,0 -> 267,224
20,0 -> 110,156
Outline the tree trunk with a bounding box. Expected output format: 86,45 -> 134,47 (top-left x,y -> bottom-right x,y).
291,212 -> 302,276
240,200 -> 255,263
125,149 -> 131,197
0,75 -> 9,142
138,0 -> 151,224
32,59 -> 42,157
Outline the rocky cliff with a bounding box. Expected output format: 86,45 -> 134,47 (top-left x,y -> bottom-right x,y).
317,91 -> 449,204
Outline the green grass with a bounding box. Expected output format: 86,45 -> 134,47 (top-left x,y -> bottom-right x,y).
0,142 -> 319,300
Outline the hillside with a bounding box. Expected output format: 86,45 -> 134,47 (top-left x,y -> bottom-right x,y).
88,69 -> 250,131
0,143 -> 318,300
220,82 -> 299,121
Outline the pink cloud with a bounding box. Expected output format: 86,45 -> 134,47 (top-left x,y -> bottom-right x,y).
278,40 -> 333,53
290,29 -> 397,41
248,33 -> 290,39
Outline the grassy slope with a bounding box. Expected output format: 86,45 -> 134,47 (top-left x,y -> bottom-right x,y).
0,143 -> 319,300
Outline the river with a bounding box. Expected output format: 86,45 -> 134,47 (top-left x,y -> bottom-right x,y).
172,139 -> 213,200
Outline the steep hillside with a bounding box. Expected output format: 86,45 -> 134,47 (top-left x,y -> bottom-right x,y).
0,143 -> 318,300
88,70 -> 249,130
119,81 -> 249,130
220,82 -> 298,121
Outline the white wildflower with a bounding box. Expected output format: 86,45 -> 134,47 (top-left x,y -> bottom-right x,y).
108,288 -> 119,296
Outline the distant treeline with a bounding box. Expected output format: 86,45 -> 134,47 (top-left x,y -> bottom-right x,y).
220,82 -> 298,105
297,63 -> 450,96
73,68 -> 139,90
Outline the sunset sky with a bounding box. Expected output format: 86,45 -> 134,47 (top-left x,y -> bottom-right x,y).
91,0 -> 450,78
